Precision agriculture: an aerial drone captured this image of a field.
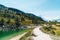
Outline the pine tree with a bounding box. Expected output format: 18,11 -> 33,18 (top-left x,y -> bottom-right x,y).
15,17 -> 20,31
0,18 -> 4,27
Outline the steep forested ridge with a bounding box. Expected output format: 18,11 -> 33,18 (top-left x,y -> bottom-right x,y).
0,4 -> 44,25
0,4 -> 44,31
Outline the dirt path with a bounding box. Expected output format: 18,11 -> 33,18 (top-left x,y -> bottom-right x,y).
9,32 -> 27,40
32,26 -> 52,40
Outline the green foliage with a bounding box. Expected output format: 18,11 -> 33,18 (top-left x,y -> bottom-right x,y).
0,18 -> 4,27
0,28 -> 30,40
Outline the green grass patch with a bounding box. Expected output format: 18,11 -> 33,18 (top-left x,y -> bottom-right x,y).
0,28 -> 31,40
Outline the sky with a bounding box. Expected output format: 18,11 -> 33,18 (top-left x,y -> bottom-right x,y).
0,0 -> 60,20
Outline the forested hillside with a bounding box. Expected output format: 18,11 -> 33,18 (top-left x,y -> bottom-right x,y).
0,4 -> 44,31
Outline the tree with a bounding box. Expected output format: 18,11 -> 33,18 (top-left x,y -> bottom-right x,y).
21,16 -> 25,22
0,18 -> 4,31
0,18 -> 4,27
15,17 -> 20,31
6,18 -> 10,24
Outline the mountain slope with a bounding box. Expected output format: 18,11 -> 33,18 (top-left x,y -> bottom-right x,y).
0,4 -> 44,26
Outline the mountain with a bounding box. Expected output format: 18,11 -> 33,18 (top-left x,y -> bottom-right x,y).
0,4 -> 7,9
54,19 -> 60,22
0,4 -> 44,26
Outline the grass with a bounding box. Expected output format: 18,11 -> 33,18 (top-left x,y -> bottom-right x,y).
40,26 -> 60,36
54,30 -> 60,36
20,29 -> 33,40
0,28 -> 31,40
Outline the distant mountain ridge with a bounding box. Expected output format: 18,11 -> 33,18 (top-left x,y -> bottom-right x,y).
54,19 -> 60,22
